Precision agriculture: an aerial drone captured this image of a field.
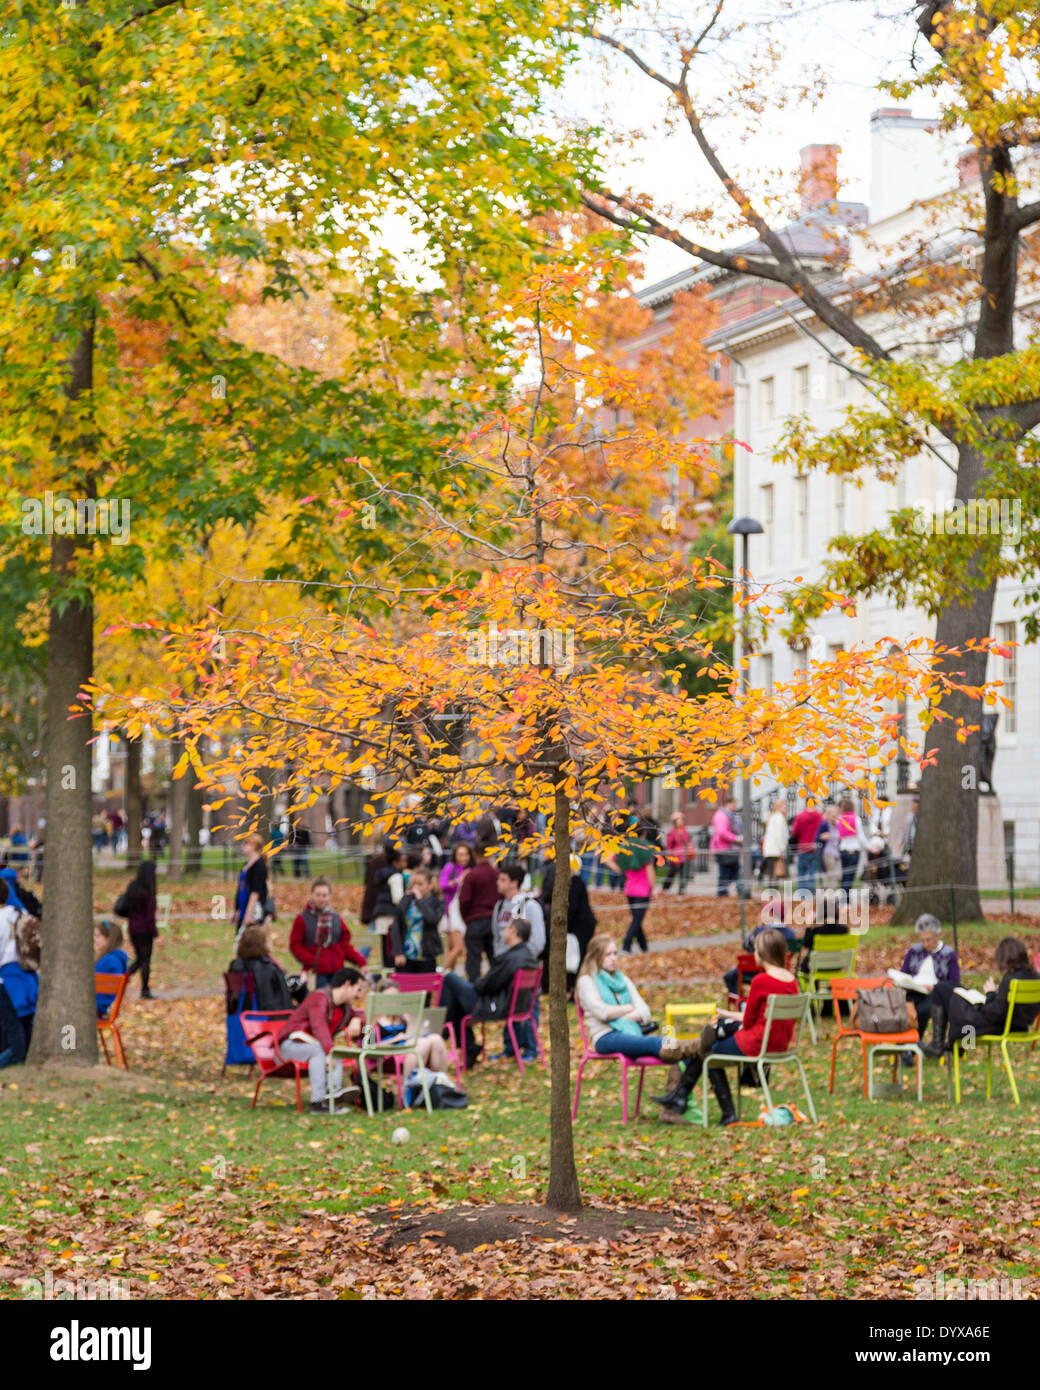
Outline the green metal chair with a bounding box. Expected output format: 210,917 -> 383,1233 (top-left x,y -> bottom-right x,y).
950,979 -> 1040,1105
703,992 -> 817,1124
799,944 -> 858,1042
350,923 -> 389,978
329,991 -> 433,1116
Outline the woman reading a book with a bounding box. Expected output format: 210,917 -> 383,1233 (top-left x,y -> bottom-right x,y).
893,914 -> 960,1046
922,937 -> 1039,1059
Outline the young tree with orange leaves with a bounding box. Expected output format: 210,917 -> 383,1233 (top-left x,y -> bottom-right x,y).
93,258 -> 1002,1211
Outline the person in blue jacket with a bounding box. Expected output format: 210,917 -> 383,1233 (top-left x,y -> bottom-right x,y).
94,919 -> 129,1018
0,879 -> 39,1068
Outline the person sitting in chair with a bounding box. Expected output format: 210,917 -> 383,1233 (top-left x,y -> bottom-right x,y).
575,934 -> 699,1065
657,928 -> 799,1126
276,968 -> 365,1114
439,916 -> 537,1068
230,925 -> 306,1012
922,936 -> 1038,1059
94,919 -> 129,1019
898,913 -> 960,1048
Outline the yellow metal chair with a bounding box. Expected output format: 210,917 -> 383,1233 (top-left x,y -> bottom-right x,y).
950,979 -> 1040,1105
798,935 -> 858,1042
664,1002 -> 716,1041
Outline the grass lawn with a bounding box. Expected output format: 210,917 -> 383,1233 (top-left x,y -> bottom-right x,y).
2,876 -> 1039,1299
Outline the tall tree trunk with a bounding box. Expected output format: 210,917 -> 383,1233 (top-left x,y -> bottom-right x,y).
125,736 -> 142,869
166,736 -> 187,879
346,782 -> 362,846
27,537 -> 97,1067
545,780 -> 582,1212
28,320 -> 97,1069
186,780 -> 205,875
893,444 -> 998,925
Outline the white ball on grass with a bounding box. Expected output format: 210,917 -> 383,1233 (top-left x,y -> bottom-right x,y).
391,1127 -> 410,1145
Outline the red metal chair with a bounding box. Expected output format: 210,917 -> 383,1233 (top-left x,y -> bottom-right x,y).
726,952 -> 761,1009
461,966 -> 544,1076
240,1012 -> 307,1112
95,974 -> 129,1070
572,1002 -> 666,1123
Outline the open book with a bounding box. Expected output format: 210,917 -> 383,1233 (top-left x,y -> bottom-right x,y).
887,966 -> 935,993
954,987 -> 987,1006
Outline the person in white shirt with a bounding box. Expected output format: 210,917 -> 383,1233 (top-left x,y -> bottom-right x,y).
492,862 -> 545,959
761,801 -> 789,885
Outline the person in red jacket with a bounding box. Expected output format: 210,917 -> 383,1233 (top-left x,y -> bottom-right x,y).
277,968 -> 365,1114
289,879 -> 367,986
456,848 -> 499,982
655,929 -> 799,1124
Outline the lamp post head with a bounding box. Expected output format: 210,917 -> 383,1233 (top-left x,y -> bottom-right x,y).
727,516 -> 764,537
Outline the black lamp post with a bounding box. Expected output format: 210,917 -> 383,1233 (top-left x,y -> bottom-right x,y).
727,515 -> 764,902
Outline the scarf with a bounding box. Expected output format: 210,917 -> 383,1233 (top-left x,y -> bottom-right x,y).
614,839 -> 653,875
595,969 -> 642,1036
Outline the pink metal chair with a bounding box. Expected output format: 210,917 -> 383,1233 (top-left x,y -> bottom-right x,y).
387,971 -> 444,1004
387,972 -> 461,1086
461,966 -> 544,1076
572,1003 -> 668,1123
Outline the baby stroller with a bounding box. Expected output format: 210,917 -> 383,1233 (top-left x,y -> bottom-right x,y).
863,837 -> 906,907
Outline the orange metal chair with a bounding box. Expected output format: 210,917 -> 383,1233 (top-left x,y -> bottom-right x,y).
95,973 -> 129,1069
829,975 -> 921,1098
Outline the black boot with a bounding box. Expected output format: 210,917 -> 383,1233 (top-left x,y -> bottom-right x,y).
660,1056 -> 703,1115
921,1004 -> 947,1059
709,1067 -> 738,1125
651,1063 -> 684,1106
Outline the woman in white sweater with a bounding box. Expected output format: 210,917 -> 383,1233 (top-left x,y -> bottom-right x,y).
576,936 -> 698,1061
761,801 -> 789,884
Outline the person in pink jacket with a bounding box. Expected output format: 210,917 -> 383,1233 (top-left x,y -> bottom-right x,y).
710,796 -> 742,897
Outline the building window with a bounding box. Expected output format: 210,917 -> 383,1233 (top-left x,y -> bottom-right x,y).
794,475 -> 808,561
793,646 -> 808,677
794,364 -> 810,414
833,477 -> 846,536
758,376 -> 775,424
760,653 -> 773,694
759,482 -> 774,569
831,359 -> 848,401
994,621 -> 1017,735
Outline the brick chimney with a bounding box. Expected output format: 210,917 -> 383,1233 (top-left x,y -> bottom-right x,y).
799,144 -> 840,212
958,148 -> 981,184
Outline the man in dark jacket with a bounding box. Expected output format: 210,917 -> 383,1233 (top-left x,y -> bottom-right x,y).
439,917 -> 537,1066
540,856 -> 597,993
290,878 -> 367,985
456,847 -> 499,981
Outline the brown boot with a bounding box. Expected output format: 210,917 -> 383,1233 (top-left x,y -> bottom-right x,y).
659,1038 -> 701,1063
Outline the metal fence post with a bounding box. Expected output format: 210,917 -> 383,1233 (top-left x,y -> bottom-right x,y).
1006,849 -> 1015,915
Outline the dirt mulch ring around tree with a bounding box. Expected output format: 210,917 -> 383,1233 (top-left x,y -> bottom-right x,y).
368,1202 -> 686,1254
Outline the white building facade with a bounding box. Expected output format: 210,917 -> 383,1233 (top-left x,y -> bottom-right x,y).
639,111 -> 1038,882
